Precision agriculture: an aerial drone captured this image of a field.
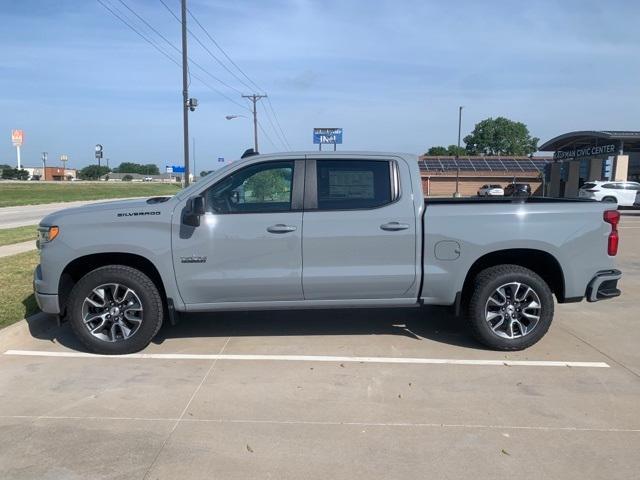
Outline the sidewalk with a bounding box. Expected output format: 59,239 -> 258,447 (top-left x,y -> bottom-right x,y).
0,240 -> 36,258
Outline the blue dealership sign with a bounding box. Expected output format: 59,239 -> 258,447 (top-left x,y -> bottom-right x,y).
313,128 -> 343,145
166,165 -> 185,173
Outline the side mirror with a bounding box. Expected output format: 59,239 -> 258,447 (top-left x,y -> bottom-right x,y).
183,196 -> 205,227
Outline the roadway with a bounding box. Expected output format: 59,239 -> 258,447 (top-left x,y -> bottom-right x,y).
0,198 -> 137,229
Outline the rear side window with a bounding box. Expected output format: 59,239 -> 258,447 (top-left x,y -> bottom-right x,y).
602,183 -> 623,189
316,160 -> 392,210
623,183 -> 640,190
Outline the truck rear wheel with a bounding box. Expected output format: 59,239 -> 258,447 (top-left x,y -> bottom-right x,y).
67,265 -> 163,354
466,265 -> 554,350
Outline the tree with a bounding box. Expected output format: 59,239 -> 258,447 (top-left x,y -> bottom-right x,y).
426,146 -> 449,156
114,162 -> 159,175
425,145 -> 469,156
244,169 -> 291,202
446,145 -> 467,156
200,170 -> 212,177
79,165 -> 111,180
121,174 -> 134,182
464,117 -> 539,156
1,168 -> 29,180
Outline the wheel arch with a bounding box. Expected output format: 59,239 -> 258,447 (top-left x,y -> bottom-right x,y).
58,253 -> 167,317
461,248 -> 566,304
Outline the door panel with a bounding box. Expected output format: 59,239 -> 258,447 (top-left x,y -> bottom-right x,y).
173,212 -> 303,304
172,159 -> 304,305
302,158 -> 417,300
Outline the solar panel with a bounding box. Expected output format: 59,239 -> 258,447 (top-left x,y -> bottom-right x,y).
420,157 -> 551,173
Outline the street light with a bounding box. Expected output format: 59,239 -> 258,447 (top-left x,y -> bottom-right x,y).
225,114 -> 247,120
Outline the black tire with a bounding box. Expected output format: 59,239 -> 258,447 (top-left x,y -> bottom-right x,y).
67,265 -> 163,354
602,196 -> 617,203
466,264 -> 554,351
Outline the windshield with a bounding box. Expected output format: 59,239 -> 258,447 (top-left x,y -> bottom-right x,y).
177,160 -> 239,198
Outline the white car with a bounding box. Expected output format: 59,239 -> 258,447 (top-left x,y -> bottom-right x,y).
578,181 -> 640,207
477,184 -> 504,196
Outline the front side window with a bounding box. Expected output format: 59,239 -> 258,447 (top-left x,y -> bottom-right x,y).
316,160 -> 392,210
205,161 -> 293,213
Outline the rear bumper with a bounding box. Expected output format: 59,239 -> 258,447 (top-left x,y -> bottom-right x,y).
586,269 -> 622,302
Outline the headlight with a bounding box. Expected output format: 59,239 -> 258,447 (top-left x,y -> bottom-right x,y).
37,226 -> 60,247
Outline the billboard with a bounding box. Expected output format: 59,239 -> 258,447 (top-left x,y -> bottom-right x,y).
166,165 -> 185,173
313,128 -> 343,145
11,129 -> 24,147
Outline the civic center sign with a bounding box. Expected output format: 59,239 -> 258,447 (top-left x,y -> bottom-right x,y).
554,143 -> 617,160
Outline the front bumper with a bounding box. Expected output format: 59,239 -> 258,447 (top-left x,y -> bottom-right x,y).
33,265 -> 60,314
586,269 -> 622,302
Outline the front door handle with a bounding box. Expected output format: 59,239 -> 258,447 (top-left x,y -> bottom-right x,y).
267,224 -> 297,234
380,222 -> 410,231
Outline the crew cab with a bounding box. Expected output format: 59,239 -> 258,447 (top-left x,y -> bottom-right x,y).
34,152 -> 622,354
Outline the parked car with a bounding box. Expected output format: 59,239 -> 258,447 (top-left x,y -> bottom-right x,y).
35,152 -> 622,354
504,183 -> 531,197
143,176 -> 153,182
477,184 -> 504,196
579,180 -> 640,206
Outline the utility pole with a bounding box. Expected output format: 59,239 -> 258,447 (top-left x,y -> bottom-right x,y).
242,94 -> 267,152
180,0 -> 191,187
455,106 -> 464,197
192,137 -> 196,180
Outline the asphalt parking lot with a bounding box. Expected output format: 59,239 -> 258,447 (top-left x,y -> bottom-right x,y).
1,214 -> 639,479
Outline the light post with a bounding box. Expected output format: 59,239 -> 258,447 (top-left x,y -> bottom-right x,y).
41,152 -> 47,180
454,106 -> 464,198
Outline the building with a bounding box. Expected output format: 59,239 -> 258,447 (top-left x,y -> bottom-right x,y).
101,172 -> 178,182
23,167 -> 77,181
539,131 -> 640,197
419,156 -> 550,196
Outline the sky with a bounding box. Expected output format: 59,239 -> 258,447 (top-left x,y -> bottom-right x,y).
1,0 -> 639,172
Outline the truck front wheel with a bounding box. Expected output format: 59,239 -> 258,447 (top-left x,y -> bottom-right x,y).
67,265 -> 164,354
466,265 -> 554,350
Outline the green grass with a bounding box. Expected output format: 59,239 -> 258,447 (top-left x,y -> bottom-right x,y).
0,225 -> 37,247
0,182 -> 181,207
0,250 -> 40,329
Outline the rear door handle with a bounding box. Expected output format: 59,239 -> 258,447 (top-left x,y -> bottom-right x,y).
267,224 -> 297,234
380,222 -> 410,231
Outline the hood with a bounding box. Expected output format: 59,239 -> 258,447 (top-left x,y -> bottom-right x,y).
39,196 -> 173,226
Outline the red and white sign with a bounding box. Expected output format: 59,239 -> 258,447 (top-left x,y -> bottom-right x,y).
11,129 -> 24,147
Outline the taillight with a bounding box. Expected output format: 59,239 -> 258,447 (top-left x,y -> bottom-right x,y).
603,209 -> 620,256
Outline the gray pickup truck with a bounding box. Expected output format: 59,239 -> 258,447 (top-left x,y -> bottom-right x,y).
34,152 -> 622,354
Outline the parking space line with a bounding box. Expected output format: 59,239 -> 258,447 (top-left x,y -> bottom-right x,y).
1,415 -> 638,433
3,350 -> 609,368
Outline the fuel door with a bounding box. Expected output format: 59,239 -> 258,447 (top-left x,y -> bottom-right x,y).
435,240 -> 461,261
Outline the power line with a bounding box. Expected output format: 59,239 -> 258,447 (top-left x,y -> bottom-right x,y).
186,7 -> 262,93
265,96 -> 291,150
96,0 -> 250,112
115,0 -> 244,96
168,0 -> 292,149
259,99 -> 288,151
257,120 -> 278,151
158,0 -> 255,93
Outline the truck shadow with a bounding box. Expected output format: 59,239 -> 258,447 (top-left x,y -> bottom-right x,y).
27,306 -> 486,352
